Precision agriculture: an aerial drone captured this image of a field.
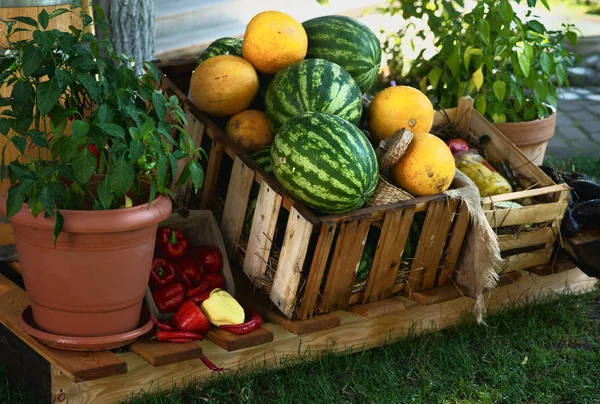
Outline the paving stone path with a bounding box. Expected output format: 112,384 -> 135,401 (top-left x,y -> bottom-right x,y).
548,87 -> 600,159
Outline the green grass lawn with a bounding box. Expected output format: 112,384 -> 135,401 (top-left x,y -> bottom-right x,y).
1,286 -> 598,404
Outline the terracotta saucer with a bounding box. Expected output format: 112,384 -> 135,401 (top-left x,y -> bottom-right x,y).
19,306 -> 153,352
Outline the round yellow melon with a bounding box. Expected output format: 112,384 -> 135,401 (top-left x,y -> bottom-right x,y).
225,110 -> 274,153
189,55 -> 259,117
391,132 -> 455,196
242,11 -> 308,75
368,86 -> 434,143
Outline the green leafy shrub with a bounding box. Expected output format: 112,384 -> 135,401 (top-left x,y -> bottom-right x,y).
380,0 -> 580,123
0,1 -> 204,240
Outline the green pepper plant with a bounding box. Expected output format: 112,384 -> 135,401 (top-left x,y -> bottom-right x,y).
380,0 -> 580,123
0,1 -> 204,242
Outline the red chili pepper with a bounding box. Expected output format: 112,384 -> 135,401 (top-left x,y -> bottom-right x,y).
156,228 -> 190,259
149,258 -> 177,289
187,273 -> 225,298
192,246 -> 223,273
151,282 -> 186,313
171,300 -> 211,334
174,256 -> 203,286
189,290 -> 212,305
220,310 -> 263,335
201,355 -> 224,372
164,338 -> 193,343
151,315 -> 173,331
154,330 -> 205,341
446,139 -> 470,154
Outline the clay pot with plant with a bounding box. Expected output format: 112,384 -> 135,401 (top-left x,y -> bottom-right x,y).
382,0 -> 580,165
0,2 -> 204,339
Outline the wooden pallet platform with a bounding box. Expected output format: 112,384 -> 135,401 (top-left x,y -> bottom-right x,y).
0,267 -> 596,404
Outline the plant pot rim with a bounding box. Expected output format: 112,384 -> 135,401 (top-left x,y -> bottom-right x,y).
0,192 -> 172,234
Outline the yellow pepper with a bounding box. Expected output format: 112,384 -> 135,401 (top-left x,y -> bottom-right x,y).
201,288 -> 245,326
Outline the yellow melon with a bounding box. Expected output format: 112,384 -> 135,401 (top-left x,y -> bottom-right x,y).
368,86 -> 434,143
242,11 -> 308,75
189,55 -> 259,117
391,132 -> 455,196
225,110 -> 274,153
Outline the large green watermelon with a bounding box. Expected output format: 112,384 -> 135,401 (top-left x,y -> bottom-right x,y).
265,58 -> 362,131
303,15 -> 382,94
196,37 -> 243,66
271,112 -> 378,214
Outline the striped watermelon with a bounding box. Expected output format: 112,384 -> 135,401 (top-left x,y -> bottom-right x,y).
303,15 -> 382,93
271,112 -> 378,214
251,147 -> 273,175
196,37 -> 243,66
265,58 -> 362,131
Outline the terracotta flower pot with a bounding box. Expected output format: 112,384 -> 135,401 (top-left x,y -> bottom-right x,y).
0,192 -> 172,337
492,107 -> 557,166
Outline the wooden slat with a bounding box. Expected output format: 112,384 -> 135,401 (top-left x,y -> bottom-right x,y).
503,247 -> 554,272
321,215 -> 371,312
485,201 -> 568,228
412,271 -> 522,305
130,340 -> 203,367
269,207 -> 313,318
455,96 -> 473,133
349,297 -> 405,320
497,226 -> 557,251
243,180 -> 282,283
481,183 -> 570,207
407,199 -> 453,293
219,156 -> 255,257
207,327 -> 273,352
199,139 -> 225,210
0,274 -> 126,382
296,221 -> 336,320
438,202 -> 470,286
363,206 -> 416,303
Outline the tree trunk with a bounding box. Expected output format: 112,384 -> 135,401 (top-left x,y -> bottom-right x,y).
95,0 -> 154,74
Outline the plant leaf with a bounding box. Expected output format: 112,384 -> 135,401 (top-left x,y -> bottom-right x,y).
6,185 -> 25,218
189,160 -> 204,193
11,16 -> 38,28
471,65 -> 483,91
534,80 -> 548,101
498,0 -> 514,24
22,46 -> 45,77
475,94 -> 487,116
72,149 -> 97,183
478,20 -> 490,44
540,52 -> 554,76
97,123 -> 125,139
175,162 -> 191,187
566,31 -> 579,47
108,156 -> 134,196
428,67 -> 442,90
71,120 -> 90,141
97,179 -> 113,209
48,8 -> 69,20
38,9 -> 49,30
53,211 -> 63,247
39,187 -> 56,214
129,139 -> 145,162
71,0 -> 83,9
0,118 -> 9,135
517,51 -> 531,78
36,78 -> 62,115
448,48 -> 460,78
143,62 -> 161,83
555,63 -> 568,86
156,154 -> 168,192
11,136 -> 26,154
151,91 -> 165,120
493,81 -> 506,101
492,113 -> 507,123
55,68 -> 72,90
25,129 -> 49,148
527,20 -> 545,34
77,75 -> 101,104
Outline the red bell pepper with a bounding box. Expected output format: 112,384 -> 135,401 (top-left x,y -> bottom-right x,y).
149,258 -> 177,289
152,282 -> 186,313
192,246 -> 223,273
171,300 -> 211,334
187,273 -> 225,298
175,256 -> 203,286
189,290 -> 212,305
156,227 -> 189,259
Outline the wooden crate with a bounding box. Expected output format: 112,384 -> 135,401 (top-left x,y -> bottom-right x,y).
0,262 -> 595,403
157,60 -> 569,322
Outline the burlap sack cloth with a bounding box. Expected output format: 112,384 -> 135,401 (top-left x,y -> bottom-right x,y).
368,129 -> 501,323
